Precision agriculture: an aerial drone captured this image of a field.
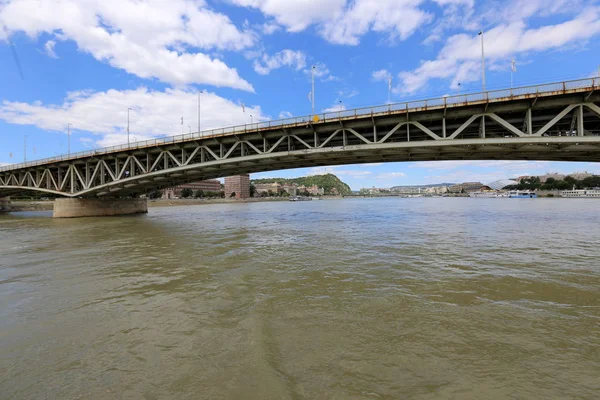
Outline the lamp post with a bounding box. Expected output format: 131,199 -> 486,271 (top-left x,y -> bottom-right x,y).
67,123 -> 72,156
478,31 -> 486,92
250,114 -> 253,124
127,107 -> 133,146
188,125 -> 191,133
311,65 -> 316,115
198,90 -> 203,133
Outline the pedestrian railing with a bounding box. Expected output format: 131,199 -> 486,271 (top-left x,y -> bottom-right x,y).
1,77 -> 598,172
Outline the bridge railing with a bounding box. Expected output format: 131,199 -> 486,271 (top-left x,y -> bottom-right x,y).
1,77 -> 598,173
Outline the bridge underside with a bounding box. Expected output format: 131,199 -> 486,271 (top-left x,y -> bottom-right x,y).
1,88 -> 600,198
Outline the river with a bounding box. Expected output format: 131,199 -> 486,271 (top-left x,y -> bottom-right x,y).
1,198 -> 599,399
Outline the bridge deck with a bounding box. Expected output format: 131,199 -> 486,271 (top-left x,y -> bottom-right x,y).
1,78 -> 599,198
1,77 -> 598,173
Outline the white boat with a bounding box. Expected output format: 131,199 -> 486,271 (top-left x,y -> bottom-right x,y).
469,191 -> 508,198
560,189 -> 600,198
508,190 -> 537,198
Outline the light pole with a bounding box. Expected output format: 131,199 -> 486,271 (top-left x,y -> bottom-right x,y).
311,65 -> 316,115
478,31 -> 486,92
188,125 -> 191,133
67,123 -> 72,156
388,76 -> 392,104
250,114 -> 253,124
127,107 -> 133,146
198,90 -> 202,133
510,59 -> 516,90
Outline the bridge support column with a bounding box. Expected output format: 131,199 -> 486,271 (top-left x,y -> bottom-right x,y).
53,198 -> 148,218
0,197 -> 11,213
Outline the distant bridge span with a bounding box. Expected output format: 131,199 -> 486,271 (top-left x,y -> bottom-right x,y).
1,78 -> 600,199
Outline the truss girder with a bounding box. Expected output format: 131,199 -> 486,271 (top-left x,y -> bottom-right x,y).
2,98 -> 599,198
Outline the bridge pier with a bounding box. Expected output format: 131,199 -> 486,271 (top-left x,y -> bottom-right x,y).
0,197 -> 11,213
53,198 -> 148,218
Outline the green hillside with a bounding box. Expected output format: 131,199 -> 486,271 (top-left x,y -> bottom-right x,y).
252,174 -> 352,195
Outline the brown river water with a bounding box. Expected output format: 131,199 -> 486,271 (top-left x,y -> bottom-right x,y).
1,198 -> 599,399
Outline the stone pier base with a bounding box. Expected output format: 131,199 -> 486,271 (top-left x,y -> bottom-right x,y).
53,198 -> 148,218
0,197 -> 11,213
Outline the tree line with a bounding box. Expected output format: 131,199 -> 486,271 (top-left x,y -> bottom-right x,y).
505,175 -> 600,191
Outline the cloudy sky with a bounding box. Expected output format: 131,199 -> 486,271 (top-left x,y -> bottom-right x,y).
1,0 -> 599,189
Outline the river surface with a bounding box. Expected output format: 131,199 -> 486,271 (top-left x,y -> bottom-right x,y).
1,198 -> 599,399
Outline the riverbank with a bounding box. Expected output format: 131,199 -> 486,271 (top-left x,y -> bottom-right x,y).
4,197 -> 323,212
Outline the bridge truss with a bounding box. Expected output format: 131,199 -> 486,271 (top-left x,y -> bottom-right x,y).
1,79 -> 599,198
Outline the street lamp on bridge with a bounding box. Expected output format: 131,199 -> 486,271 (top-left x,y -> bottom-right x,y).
127,107 -> 133,146
67,123 -> 72,156
478,31 -> 486,92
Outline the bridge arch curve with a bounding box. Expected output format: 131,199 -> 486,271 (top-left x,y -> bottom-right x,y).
1,78 -> 599,198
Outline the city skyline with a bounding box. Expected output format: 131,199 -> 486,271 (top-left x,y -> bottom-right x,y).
1,0 -> 600,186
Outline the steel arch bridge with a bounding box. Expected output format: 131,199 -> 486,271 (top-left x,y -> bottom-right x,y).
1,78 -> 600,198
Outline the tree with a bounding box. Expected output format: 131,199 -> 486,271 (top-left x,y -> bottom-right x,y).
230,191 -> 236,198
267,190 -> 275,197
250,183 -> 256,197
195,189 -> 204,198
181,188 -> 193,198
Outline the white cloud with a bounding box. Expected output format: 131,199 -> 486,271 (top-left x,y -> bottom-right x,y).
338,89 -> 359,98
376,172 -> 407,179
0,0 -> 255,90
307,166 -> 371,179
303,62 -> 338,82
44,39 -> 58,58
229,0 -> 346,33
372,69 -> 391,82
323,102 -> 345,113
253,49 -> 306,75
262,22 -> 280,35
230,0 -> 430,45
0,87 -> 265,147
398,6 -> 600,93
320,0 -> 433,45
278,111 -> 293,119
411,160 -> 551,171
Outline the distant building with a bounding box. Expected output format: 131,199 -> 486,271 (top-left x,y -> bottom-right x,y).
449,182 -> 490,193
255,183 -> 282,195
162,180 -> 221,199
425,186 -> 449,194
298,185 -> 324,195
391,186 -> 429,194
282,184 -> 298,196
539,173 -> 566,183
568,171 -> 593,180
487,179 -> 518,190
225,175 -> 250,198
515,176 -> 531,183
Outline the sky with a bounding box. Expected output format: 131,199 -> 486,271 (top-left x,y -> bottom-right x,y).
0,0 -> 599,190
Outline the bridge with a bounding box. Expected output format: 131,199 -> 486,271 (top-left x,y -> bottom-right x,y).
1,78 -> 599,217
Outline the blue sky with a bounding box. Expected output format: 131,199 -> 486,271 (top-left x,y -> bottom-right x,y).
0,0 -> 599,190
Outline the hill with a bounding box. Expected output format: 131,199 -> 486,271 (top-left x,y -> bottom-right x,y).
252,174 -> 352,195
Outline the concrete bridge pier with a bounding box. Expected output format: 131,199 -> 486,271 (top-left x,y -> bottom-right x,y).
0,197 -> 11,213
53,198 -> 148,218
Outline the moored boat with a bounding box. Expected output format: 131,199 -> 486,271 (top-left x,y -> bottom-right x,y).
508,190 -> 537,198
